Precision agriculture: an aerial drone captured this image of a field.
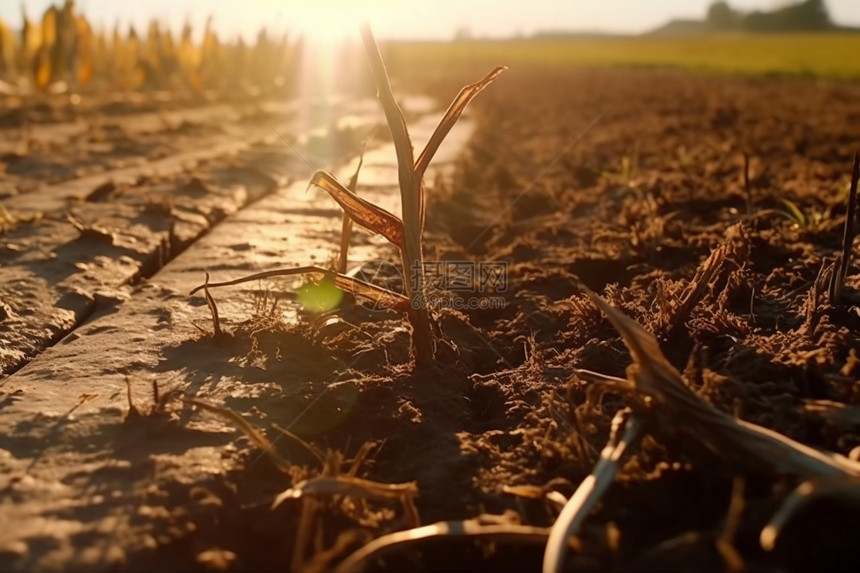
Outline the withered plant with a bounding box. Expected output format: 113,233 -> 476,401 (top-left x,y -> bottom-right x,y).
542,283 -> 860,572
193,28 -> 504,367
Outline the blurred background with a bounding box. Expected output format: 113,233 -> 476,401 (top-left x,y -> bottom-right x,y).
1,0 -> 859,99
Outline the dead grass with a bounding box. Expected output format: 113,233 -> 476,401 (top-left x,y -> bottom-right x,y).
541,278 -> 860,571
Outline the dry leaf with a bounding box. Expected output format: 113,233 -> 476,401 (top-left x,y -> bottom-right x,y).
309,170 -> 405,249
189,266 -> 411,313
414,65 -> 507,180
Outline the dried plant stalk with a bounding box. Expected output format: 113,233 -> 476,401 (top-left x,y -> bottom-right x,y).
803,260 -> 833,335
715,476 -> 746,572
202,272 -> 222,337
337,152 -> 366,274
655,223 -> 747,338
273,475 -> 419,508
760,477 -> 860,551
275,474 -> 421,567
336,517 -> 570,573
828,152 -> 859,303
190,266 -> 411,312
292,497 -> 320,573
338,214 -> 354,275
190,398 -> 291,473
360,26 -> 433,367
803,399 -> 860,428
543,409 -> 644,573
562,286 -> 860,563
357,27 -> 506,368
583,285 -> 860,479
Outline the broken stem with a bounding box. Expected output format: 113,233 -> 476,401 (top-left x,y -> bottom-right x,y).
202,272 -> 222,338
829,151 -> 859,303
543,409 -> 644,573
337,152 -> 366,274
336,518 -> 568,573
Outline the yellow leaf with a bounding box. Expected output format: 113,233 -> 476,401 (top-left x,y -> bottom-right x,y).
75,16 -> 94,85
41,6 -> 57,48
33,48 -> 51,90
309,170 -> 406,249
0,17 -> 15,74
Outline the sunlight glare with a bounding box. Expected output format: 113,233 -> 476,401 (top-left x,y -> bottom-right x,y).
275,1 -> 383,167
246,0 -> 399,47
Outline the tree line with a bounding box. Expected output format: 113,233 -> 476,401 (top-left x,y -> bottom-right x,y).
706,0 -> 833,32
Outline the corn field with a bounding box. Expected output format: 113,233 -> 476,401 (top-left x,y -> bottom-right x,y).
0,0 -> 300,96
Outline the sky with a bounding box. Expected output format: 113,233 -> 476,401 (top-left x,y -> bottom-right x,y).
2,0 -> 860,41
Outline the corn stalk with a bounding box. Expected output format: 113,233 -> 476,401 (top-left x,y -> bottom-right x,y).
194,28 -> 504,369
306,30 -> 504,367
359,28 -> 433,367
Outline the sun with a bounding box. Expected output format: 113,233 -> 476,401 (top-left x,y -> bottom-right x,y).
299,10 -> 362,48
242,0 -> 398,48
